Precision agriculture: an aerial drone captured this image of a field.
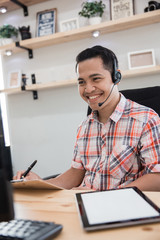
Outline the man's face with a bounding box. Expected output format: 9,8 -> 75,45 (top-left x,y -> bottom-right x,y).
77,57 -> 114,111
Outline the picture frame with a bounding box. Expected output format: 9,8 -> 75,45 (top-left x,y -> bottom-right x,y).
7,70 -> 21,88
110,0 -> 135,21
36,8 -> 57,37
60,18 -> 79,32
128,49 -> 156,70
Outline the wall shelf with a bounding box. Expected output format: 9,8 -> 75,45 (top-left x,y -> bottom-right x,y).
122,65 -> 160,79
0,0 -> 46,12
1,65 -> 160,95
0,10 -> 160,55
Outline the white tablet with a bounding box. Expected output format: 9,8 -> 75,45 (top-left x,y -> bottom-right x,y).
75,187 -> 160,231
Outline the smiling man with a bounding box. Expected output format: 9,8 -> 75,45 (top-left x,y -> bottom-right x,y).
14,46 -> 160,191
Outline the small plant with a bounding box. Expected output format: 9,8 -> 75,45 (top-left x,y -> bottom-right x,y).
0,24 -> 18,38
79,1 -> 106,18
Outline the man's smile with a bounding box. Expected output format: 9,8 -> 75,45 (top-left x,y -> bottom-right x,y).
85,94 -> 103,103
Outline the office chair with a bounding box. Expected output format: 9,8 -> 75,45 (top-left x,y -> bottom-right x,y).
87,86 -> 160,116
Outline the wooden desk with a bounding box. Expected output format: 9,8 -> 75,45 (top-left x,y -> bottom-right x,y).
13,189 -> 160,240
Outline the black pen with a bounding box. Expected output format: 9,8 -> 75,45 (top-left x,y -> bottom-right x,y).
21,160 -> 37,179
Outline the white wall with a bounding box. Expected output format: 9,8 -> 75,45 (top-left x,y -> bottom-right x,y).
0,0 -> 160,178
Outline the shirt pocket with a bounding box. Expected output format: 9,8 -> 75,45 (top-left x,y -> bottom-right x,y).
102,144 -> 137,179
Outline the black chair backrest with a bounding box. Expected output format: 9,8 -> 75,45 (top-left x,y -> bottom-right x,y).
87,86 -> 160,116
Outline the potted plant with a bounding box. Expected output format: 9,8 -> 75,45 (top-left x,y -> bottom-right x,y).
0,24 -> 18,46
79,1 -> 106,25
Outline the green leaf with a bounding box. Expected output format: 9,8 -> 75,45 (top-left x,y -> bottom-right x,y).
0,24 -> 18,38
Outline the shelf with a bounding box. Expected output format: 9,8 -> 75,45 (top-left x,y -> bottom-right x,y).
0,79 -> 77,95
0,0 -> 46,12
122,65 -> 160,79
1,65 -> 160,95
0,10 -> 160,55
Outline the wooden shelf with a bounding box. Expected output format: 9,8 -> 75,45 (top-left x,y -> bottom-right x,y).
122,65 -> 160,79
0,0 -> 46,12
0,10 -> 160,55
1,66 -> 160,95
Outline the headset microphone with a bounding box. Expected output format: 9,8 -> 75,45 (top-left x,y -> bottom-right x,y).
98,71 -> 121,107
98,84 -> 115,107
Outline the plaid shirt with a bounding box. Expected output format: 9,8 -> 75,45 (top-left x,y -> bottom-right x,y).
71,94 -> 160,190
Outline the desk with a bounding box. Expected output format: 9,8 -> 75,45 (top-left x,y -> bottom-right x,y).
14,189 -> 160,240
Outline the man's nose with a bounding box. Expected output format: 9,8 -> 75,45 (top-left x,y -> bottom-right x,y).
85,83 -> 95,93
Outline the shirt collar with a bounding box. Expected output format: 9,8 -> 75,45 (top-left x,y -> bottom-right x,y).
88,93 -> 127,123
110,93 -> 127,122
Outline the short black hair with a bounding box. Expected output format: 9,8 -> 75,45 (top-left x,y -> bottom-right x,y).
75,45 -> 119,78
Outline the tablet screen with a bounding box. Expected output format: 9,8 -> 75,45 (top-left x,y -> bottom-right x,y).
76,187 -> 160,230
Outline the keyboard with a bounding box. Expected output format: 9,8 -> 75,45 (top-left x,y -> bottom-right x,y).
0,219 -> 63,240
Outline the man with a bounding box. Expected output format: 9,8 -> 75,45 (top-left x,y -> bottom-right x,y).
14,46 -> 160,191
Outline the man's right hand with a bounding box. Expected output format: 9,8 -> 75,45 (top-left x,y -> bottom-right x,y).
13,171 -> 41,181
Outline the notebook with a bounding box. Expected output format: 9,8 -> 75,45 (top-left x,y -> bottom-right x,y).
75,187 -> 160,231
11,179 -> 64,190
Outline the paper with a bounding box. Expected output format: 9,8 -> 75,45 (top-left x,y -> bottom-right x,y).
11,179 -> 64,190
11,179 -> 24,183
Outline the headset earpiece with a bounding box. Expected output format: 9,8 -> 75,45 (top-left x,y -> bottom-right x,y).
114,70 -> 121,84
112,57 -> 121,84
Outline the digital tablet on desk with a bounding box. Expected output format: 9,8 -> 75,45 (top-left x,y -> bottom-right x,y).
75,187 -> 160,231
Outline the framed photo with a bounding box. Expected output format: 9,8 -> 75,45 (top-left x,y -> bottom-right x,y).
128,49 -> 156,70
36,8 -> 57,37
7,70 -> 21,88
60,18 -> 79,32
110,0 -> 135,21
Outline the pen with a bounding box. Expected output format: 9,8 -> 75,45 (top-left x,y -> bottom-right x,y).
21,160 -> 37,179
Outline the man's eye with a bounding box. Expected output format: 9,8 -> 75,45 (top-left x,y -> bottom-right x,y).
93,77 -> 100,81
78,80 -> 85,85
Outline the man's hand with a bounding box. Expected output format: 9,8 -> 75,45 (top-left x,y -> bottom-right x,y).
13,171 -> 41,181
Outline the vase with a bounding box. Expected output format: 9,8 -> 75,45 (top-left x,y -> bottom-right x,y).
89,16 -> 102,25
1,38 -> 14,46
